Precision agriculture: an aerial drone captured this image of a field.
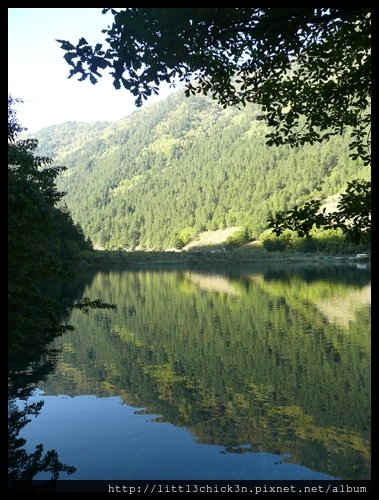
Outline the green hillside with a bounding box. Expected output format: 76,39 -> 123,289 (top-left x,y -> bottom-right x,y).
34,91 -> 369,250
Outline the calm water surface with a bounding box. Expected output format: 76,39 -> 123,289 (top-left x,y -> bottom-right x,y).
12,263 -> 371,480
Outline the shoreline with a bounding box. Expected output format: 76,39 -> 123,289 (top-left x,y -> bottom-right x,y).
77,249 -> 371,269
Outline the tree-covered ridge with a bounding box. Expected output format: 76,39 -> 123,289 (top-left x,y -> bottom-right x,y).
31,121 -> 111,161
33,91 -> 369,250
40,266 -> 370,479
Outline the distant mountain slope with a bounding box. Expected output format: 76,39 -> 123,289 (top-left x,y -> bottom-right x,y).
33,121 -> 111,159
34,91 -> 369,249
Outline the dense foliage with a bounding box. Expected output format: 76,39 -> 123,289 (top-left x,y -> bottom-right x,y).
57,8 -> 371,165
8,98 -> 94,352
34,92 -> 369,250
268,179 -> 371,244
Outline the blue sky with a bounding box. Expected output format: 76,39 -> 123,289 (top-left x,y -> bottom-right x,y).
8,8 -> 173,132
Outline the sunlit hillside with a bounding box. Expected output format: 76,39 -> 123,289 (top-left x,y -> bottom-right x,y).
34,91 -> 369,250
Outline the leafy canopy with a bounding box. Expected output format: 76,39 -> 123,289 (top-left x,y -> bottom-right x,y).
8,97 -> 114,351
267,179 -> 371,244
57,8 -> 371,164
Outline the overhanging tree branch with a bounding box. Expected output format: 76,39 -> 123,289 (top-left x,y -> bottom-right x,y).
56,8 -> 370,164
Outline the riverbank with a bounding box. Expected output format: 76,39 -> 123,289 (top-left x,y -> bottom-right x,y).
78,247 -> 370,269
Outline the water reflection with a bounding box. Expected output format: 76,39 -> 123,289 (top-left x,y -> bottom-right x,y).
8,398 -> 76,485
26,264 -> 371,479
8,359 -> 77,487
7,275 -> 94,486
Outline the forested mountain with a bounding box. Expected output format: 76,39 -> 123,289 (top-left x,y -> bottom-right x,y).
34,91 -> 369,250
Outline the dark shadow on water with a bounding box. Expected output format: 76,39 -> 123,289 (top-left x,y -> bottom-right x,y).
8,272 -> 97,487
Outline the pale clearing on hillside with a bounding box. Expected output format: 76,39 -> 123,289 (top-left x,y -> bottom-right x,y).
320,193 -> 342,214
183,227 -> 242,250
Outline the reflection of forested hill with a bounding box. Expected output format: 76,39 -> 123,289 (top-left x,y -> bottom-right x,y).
184,271 -> 240,295
33,90 -> 369,249
316,285 -> 370,328
251,275 -> 371,335
41,267 -> 370,479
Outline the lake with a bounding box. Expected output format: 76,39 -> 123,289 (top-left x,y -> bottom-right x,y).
9,262 -> 371,480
